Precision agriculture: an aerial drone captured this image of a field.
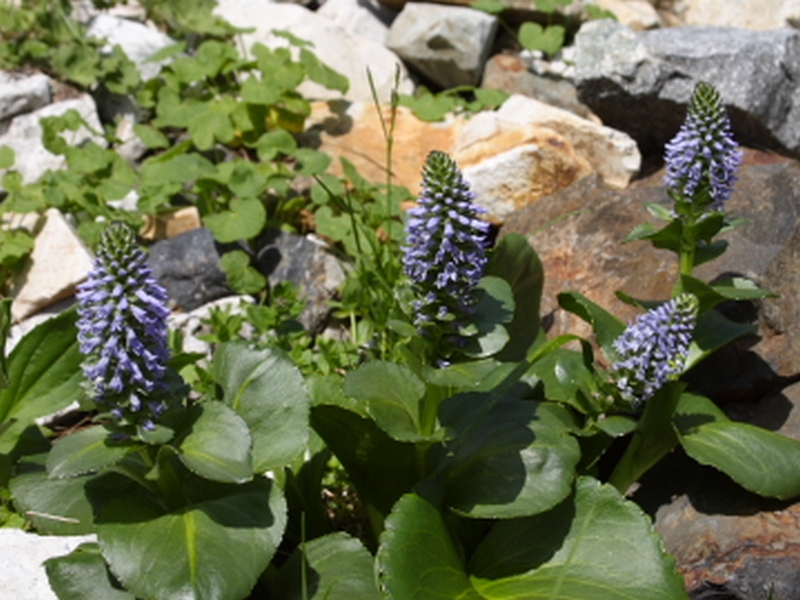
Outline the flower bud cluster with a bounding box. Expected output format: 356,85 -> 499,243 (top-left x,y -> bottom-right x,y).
76,222 -> 170,430
664,82 -> 742,212
402,151 -> 490,328
612,293 -> 699,404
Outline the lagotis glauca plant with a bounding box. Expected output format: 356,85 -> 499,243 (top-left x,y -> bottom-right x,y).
1,46 -> 800,600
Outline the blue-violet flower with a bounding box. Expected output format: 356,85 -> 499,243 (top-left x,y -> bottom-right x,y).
76,222 -> 170,430
612,293 -> 698,405
664,81 -> 742,212
403,150 -> 490,327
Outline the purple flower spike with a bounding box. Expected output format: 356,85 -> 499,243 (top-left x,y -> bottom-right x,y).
77,222 -> 170,429
664,82 -> 742,212
612,293 -> 698,405
403,151 -> 490,329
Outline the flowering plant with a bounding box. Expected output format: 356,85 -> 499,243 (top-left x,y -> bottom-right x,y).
2,80 -> 800,600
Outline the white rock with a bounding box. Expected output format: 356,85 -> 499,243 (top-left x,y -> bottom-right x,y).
317,0 -> 397,45
456,94 -> 641,190
87,14 -> 177,82
685,0 -> 800,29
10,209 -> 95,322
386,2 -> 498,88
0,94 -> 105,186
0,72 -> 51,122
214,0 -> 414,103
590,0 -> 661,30
0,529 -> 96,600
168,296 -> 254,357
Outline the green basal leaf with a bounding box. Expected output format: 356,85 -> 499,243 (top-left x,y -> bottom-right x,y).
677,419 -> 800,500
685,309 -> 756,371
0,145 -> 15,169
422,358 -> 502,389
47,426 -> 135,479
98,477 -> 286,600
557,291 -> 625,358
291,148 -> 332,176
132,124 -> 169,149
177,401 -> 253,483
437,396 -> 580,518
485,233 -> 544,361
213,343 -> 309,472
0,298 -> 10,389
343,361 -> 431,442
254,128 -> 297,161
219,250 -> 267,295
203,197 -> 267,243
523,348 -> 606,415
271,533 -> 381,600
0,309 -> 84,454
10,464 -> 97,535
471,0 -> 508,14
398,90 -> 456,122
518,23 -> 565,56
300,47 -> 349,93
145,41 -> 186,64
376,493 -> 484,600
45,543 -> 136,600
534,0 -> 572,12
469,477 -> 689,599
310,403 -> 417,516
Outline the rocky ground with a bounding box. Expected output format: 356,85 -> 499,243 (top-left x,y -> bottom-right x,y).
5,0 -> 800,599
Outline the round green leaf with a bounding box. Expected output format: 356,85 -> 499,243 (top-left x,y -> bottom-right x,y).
10,467 -> 97,535
438,397 -> 580,519
272,533 -> 381,600
177,402 -> 253,483
213,343 -> 309,472
47,426 -> 134,479
203,198 -> 267,243
45,543 -> 135,600
98,478 -> 286,600
376,493 -> 485,600
469,477 -> 688,600
343,362 -> 427,442
678,420 -> 800,500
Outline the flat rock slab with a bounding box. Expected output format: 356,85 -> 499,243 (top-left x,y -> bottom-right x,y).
0,529 -> 95,600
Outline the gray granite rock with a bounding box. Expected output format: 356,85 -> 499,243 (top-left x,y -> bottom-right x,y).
317,0 -> 397,45
87,14 -> 177,82
0,72 -> 51,122
573,20 -> 800,158
257,229 -> 345,334
0,94 -> 105,186
386,2 -> 498,88
148,228 -> 233,312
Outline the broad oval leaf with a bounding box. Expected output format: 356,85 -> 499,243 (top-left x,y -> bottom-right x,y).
272,533 -> 381,600
45,543 -> 135,600
469,477 -> 689,600
343,362 -> 427,442
10,465 -> 97,535
213,343 -> 309,472
0,309 -> 84,453
678,420 -> 800,500
98,478 -> 286,600
485,233 -> 544,361
557,291 -> 625,360
438,397 -> 580,518
177,401 -> 253,483
47,426 -> 135,479
376,493 -> 484,600
203,197 -> 267,243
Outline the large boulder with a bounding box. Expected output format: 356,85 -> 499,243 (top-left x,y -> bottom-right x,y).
573,20 -> 800,158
